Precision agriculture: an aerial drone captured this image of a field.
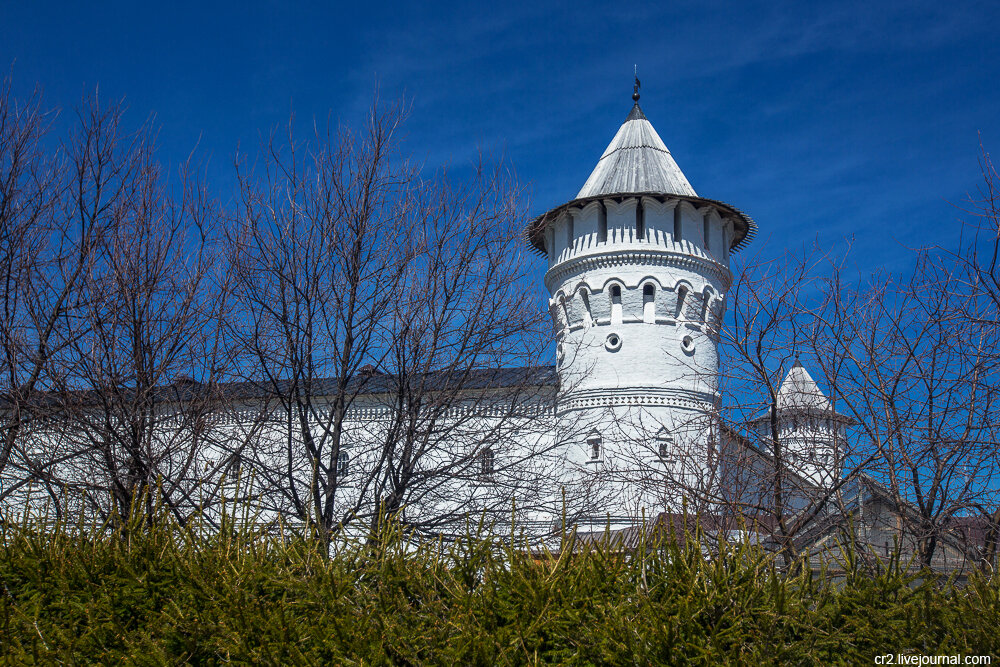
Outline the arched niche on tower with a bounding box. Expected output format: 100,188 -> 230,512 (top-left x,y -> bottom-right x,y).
700,285 -> 716,326
604,198 -> 640,245
703,208 -> 725,262
550,290 -> 570,334
562,210 -> 577,260
599,278 -> 626,325
548,211 -> 574,263
675,201 -> 703,252
671,278 -> 695,321
640,196 -> 677,247
572,200 -> 603,250
636,276 -> 664,323
567,283 -> 594,328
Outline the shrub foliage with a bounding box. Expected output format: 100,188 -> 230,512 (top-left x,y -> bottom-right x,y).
1,510 -> 997,664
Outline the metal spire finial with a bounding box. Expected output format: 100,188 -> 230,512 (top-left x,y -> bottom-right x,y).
633,65 -> 641,102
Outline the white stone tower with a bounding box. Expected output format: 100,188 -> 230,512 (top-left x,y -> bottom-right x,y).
527,84 -> 755,528
749,361 -> 852,489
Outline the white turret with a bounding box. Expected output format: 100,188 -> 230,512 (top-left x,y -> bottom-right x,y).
527,84 -> 756,528
750,360 -> 850,488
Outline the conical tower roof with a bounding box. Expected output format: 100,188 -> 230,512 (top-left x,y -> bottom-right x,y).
776,360 -> 833,412
525,86 -> 757,255
576,102 -> 697,199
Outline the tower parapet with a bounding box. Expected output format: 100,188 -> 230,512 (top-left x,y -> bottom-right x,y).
527,86 -> 756,527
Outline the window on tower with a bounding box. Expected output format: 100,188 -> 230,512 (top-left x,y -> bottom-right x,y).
656,428 -> 674,464
673,204 -> 682,242
598,203 -> 608,243
579,289 -> 593,327
610,284 -> 623,325
480,448 -> 495,477
643,283 -> 656,323
701,288 -> 713,323
587,431 -> 602,462
675,284 -> 689,320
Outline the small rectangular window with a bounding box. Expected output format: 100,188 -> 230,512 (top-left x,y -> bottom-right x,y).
587,433 -> 602,462
480,448 -> 495,476
636,200 -> 645,240
673,205 -> 682,242
598,204 -> 608,243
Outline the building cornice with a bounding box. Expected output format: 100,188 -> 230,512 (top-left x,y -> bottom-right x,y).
556,386 -> 717,415
545,247 -> 732,294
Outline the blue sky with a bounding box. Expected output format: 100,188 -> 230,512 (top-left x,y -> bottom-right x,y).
3,0 -> 999,276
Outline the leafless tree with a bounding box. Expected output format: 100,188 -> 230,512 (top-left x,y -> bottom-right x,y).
225,99 -> 551,544
358,161 -> 553,537
699,245 -> 882,567
11,93 -> 228,525
812,245 -> 999,569
0,74 -> 64,504
927,143 -> 1000,571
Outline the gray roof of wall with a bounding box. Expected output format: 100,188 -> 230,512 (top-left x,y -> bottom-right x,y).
2,366 -> 560,410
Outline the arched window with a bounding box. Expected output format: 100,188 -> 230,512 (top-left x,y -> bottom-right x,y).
337,451 -> 349,479
609,285 -> 623,325
702,290 -> 717,325
675,284 -> 689,320
579,289 -> 593,328
480,448 -> 495,476
556,294 -> 569,332
642,284 -> 656,323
